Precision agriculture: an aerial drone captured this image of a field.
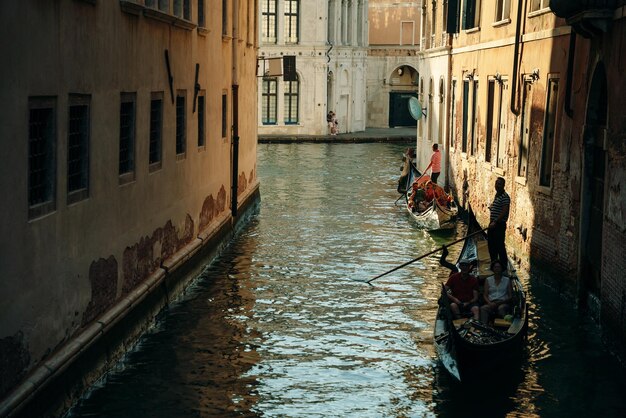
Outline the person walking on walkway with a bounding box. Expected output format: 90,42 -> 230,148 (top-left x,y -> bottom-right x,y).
423,143 -> 442,184
488,177 -> 510,269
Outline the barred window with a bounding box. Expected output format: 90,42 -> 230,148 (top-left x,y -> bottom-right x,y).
198,93 -> 206,147
67,95 -> 90,202
119,93 -> 136,181
149,93 -> 163,169
28,97 -> 57,218
176,92 -> 187,156
262,78 -> 278,125
284,76 -> 299,124
221,92 -> 228,138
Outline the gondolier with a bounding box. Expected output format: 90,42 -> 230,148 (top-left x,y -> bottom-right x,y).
423,143 -> 442,184
488,177 -> 510,268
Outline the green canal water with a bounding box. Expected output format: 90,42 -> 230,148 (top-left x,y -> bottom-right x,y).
66,143 -> 626,417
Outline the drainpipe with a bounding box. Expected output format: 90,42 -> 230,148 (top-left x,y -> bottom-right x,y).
510,0 -> 524,115
231,1 -> 240,217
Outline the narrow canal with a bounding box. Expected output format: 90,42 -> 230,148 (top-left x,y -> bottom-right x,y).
67,143 -> 626,417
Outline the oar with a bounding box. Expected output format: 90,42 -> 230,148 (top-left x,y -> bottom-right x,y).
394,192 -> 407,205
364,227 -> 488,285
396,163 -> 426,206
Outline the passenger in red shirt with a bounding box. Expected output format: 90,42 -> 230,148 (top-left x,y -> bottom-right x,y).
444,258 -> 479,320
424,143 -> 442,184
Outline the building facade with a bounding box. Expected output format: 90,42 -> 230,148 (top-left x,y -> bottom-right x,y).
444,0 -> 626,355
257,0 -> 368,136
0,0 -> 259,414
367,1 -> 422,131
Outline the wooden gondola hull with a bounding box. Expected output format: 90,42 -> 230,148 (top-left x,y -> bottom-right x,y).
402,160 -> 458,231
433,210 -> 528,382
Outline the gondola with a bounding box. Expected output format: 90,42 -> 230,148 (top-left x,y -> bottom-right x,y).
399,153 -> 458,231
433,210 -> 528,382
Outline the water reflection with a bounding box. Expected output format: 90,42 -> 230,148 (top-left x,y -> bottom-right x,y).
67,143 -> 626,418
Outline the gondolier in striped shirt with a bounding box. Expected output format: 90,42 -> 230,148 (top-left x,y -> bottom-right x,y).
488,177 -> 510,269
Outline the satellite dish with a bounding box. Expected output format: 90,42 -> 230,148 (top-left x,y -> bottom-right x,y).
408,97 -> 422,121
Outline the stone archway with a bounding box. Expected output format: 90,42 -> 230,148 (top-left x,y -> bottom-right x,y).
580,61 -> 608,309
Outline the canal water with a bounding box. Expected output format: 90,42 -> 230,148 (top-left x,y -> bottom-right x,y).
67,143 -> 626,417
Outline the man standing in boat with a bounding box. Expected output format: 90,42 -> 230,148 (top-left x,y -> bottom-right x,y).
444,259 -> 480,321
423,143 -> 441,184
488,177 -> 510,269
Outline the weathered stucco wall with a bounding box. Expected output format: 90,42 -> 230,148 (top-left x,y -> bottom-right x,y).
0,0 -> 259,408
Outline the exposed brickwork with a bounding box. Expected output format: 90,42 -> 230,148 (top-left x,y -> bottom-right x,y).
0,332 -> 30,398
122,216 -> 195,296
82,257 -> 118,326
601,225 -> 626,353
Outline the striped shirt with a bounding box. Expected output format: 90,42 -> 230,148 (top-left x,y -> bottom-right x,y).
489,191 -> 510,223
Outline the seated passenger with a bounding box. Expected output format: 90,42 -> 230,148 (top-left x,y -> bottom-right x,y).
444,258 -> 480,320
480,260 -> 512,323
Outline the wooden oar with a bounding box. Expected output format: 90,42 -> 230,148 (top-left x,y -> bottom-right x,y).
364,227 -> 488,285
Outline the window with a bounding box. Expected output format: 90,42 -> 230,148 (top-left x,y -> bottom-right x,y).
462,79 -> 469,153
470,79 -> 479,156
222,0 -> 228,36
119,93 -> 136,182
450,79 -> 457,149
67,95 -> 90,203
539,78 -> 558,187
530,0 -> 550,13
418,78 -> 424,139
147,0 -> 169,12
431,1 -> 437,48
198,0 -> 205,27
486,78 -> 508,167
198,92 -> 206,146
261,78 -> 278,125
485,80 -> 496,163
518,81 -> 532,177
462,0 -> 481,30
261,0 -> 277,43
428,78 -> 434,141
173,0 -> 190,19
284,0 -> 299,44
28,97 -> 56,218
284,76 -> 299,124
149,92 -> 163,169
494,0 -> 510,22
176,91 -> 186,156
496,80 -> 508,168
420,3 -> 427,50
221,92 -> 228,138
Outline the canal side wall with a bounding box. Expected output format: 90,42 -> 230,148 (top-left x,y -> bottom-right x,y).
0,0 -> 261,416
0,185 -> 260,418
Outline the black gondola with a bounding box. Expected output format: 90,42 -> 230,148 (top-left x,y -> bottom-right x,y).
433,210 -> 528,382
398,151 -> 458,231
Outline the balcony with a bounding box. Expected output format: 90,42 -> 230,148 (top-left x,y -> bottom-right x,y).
550,0 -> 617,38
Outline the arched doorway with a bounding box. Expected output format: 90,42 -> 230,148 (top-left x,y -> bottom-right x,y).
579,62 -> 608,309
388,65 -> 418,127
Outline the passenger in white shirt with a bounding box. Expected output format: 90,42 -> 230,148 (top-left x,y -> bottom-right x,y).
480,260 -> 512,323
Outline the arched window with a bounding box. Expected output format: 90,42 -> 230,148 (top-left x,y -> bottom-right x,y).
284,75 -> 299,124
262,78 -> 278,124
